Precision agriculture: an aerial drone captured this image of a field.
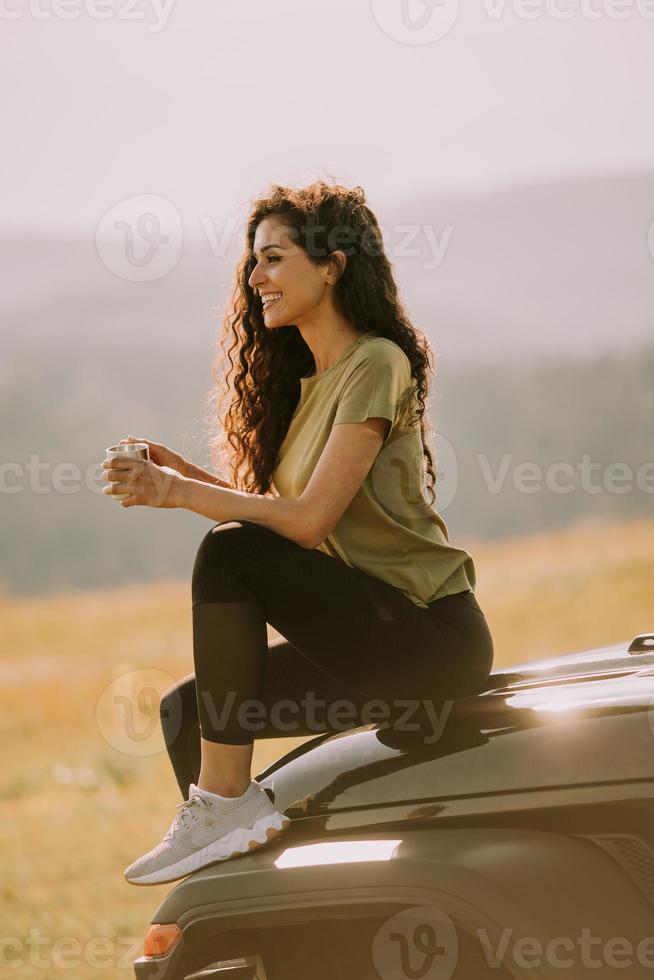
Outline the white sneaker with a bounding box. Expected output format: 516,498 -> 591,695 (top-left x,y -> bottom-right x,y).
124,781 -> 290,886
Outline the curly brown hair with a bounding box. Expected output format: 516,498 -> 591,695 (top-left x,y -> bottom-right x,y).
202,179 -> 438,505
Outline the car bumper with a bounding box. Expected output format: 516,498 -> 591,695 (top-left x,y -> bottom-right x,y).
133,824 -> 654,980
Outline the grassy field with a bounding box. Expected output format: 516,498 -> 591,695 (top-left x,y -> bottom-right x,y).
1,514 -> 652,978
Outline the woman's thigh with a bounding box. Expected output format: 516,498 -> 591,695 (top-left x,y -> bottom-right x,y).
192,520 -> 492,704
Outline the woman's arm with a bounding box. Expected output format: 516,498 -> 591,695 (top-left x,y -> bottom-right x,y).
174,416 -> 389,549
175,479 -> 309,547
179,459 -> 232,490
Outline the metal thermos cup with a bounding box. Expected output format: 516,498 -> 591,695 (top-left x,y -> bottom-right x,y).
105,443 -> 150,501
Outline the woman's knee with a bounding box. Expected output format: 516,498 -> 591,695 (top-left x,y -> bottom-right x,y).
191,521 -> 264,604
194,521 -> 247,566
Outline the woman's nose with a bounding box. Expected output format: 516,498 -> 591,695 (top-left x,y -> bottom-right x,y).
248,262 -> 265,290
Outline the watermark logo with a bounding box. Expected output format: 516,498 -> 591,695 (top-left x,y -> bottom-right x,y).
2,449 -> 652,502
95,667 -> 179,757
371,0 -> 654,41
371,0 -> 460,44
371,429 -> 459,518
382,223 -> 454,271
96,194 -> 183,281
371,910 -> 654,976
482,0 -> 654,22
0,930 -> 143,971
476,452 -> 654,496
93,196 -> 454,278
372,906 -> 459,980
196,688 -> 455,746
0,0 -> 176,32
477,925 -> 654,970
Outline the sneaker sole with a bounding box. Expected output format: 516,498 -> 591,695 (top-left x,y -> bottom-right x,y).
125,810 -> 291,886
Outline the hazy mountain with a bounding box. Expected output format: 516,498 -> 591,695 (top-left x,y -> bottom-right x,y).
387,171 -> 654,365
2,172 -> 653,366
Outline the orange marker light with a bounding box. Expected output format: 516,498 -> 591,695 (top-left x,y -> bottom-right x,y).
143,923 -> 182,958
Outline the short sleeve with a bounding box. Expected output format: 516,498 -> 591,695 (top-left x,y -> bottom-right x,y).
333,342 -> 414,439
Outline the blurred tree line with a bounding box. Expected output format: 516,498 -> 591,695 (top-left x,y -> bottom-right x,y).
1,338 -> 652,596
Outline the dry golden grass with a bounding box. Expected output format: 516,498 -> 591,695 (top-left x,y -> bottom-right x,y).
472,513 -> 654,660
1,514 -> 652,978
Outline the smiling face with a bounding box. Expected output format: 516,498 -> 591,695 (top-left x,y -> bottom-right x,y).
248,216 -> 336,330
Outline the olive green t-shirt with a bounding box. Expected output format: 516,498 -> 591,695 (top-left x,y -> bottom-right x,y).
272,332 -> 476,609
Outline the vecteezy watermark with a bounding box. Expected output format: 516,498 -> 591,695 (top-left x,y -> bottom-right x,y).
352,436 -> 654,521
370,0 -> 654,46
95,668 -> 456,757
195,689 -> 455,746
478,927 -> 654,972
372,908 -> 654,979
287,218 -> 454,271
2,449 -> 654,507
96,194 -> 183,282
94,193 -> 454,281
0,456 -> 108,495
0,456 -> 178,504
481,0 -> 654,22
0,0 -> 176,31
2,451 -> 654,503
0,930 -> 143,970
477,453 -> 654,496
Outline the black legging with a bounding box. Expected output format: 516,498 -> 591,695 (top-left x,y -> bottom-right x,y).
160,520 -> 494,797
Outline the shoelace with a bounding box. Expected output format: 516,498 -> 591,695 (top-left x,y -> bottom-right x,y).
163,791 -> 212,840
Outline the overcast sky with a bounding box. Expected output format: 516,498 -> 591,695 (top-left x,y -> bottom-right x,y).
3,0 -> 653,235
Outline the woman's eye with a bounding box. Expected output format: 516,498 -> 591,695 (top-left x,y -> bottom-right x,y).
249,253 -> 280,272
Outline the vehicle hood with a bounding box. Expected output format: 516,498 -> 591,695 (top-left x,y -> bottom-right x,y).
257,635 -> 654,819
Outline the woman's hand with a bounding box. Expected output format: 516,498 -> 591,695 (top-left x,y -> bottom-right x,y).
118,435 -> 187,476
101,455 -> 185,508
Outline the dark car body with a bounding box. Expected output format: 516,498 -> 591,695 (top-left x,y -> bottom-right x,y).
133,633 -> 654,979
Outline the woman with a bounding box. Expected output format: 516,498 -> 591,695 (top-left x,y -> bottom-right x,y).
103,181 -> 494,886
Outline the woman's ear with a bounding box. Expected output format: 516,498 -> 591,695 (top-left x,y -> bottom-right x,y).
326,250 -> 347,285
